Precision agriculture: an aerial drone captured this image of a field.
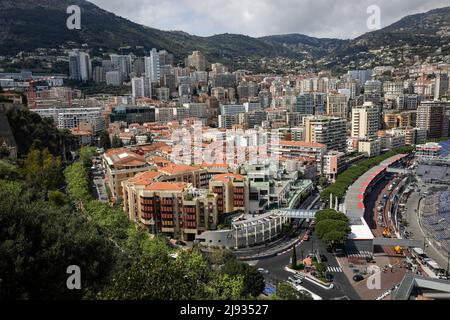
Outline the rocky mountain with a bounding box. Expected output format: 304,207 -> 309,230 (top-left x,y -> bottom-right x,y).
0,0 -> 449,72
259,34 -> 349,59
0,0 -> 302,64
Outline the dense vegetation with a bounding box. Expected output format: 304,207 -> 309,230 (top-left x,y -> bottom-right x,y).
314,209 -> 351,245
320,146 -> 414,202
6,108 -> 77,158
64,153 -> 267,300
0,110 -> 272,300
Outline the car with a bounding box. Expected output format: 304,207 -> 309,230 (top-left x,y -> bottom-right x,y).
325,272 -> 334,282
353,274 -> 364,282
288,277 -> 302,285
257,268 -> 270,274
319,254 -> 328,262
293,274 -> 305,281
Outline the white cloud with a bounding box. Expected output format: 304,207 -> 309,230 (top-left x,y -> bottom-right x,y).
88,0 -> 450,39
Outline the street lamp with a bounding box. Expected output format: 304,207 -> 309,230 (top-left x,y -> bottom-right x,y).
446,254 -> 450,278
423,237 -> 430,252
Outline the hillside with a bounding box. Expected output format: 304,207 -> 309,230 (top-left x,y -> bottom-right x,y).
0,0 -> 449,72
319,6 -> 450,71
0,0 -> 302,64
259,34 -> 349,59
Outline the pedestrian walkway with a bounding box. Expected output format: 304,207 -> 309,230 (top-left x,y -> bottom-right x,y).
327,266 -> 343,273
346,250 -> 373,259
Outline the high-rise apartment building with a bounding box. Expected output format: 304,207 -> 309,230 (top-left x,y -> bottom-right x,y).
69,50 -> 92,82
185,51 -> 208,72
304,116 -> 347,153
296,93 -> 314,114
145,48 -> 161,82
131,77 -> 152,99
417,101 -> 449,139
326,93 -> 349,120
351,102 -> 380,140
434,73 -> 449,100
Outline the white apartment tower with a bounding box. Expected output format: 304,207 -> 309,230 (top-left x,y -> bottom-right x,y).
145,48 -> 161,82
351,102 -> 380,140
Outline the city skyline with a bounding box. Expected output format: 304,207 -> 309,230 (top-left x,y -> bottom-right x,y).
89,0 -> 449,39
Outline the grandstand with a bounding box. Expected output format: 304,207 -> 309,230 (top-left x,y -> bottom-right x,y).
416,162 -> 450,184
421,190 -> 450,255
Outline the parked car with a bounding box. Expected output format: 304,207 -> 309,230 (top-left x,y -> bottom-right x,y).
353,274 -> 364,282
288,277 -> 302,285
257,268 -> 269,274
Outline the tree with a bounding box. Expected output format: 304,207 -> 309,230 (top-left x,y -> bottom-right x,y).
100,255 -> 199,300
6,108 -> 77,158
0,180 -> 119,300
318,176 -> 328,188
21,148 -> 64,195
291,245 -> 297,269
221,259 -> 265,298
99,130 -> 111,150
207,274 -> 246,300
78,146 -> 97,168
208,249 -> 236,267
129,135 -> 136,146
274,282 -> 313,300
0,145 -> 10,158
316,219 -> 351,245
48,190 -> 69,207
0,160 -> 19,180
315,209 -> 349,224
111,135 -> 123,148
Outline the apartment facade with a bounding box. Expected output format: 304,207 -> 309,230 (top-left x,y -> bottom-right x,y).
209,173 -> 249,216
304,116 -> 347,153
417,101 -> 449,139
351,102 -> 379,140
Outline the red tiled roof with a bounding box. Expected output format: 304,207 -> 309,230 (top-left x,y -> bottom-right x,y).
145,182 -> 186,192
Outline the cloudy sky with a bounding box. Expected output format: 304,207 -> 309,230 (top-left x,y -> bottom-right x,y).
88,0 -> 449,39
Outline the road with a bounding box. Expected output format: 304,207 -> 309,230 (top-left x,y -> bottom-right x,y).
91,164 -> 108,202
255,228 -> 360,300
405,188 -> 449,271
250,193 -> 361,300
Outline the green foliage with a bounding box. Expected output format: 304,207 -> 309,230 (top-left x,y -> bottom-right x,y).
48,190 -> 69,207
0,160 -> 19,180
316,219 -> 351,244
221,259 -> 265,298
64,162 -> 91,202
98,252 -> 206,300
274,282 -> 313,300
315,209 -> 349,224
6,108 -> 77,158
207,274 -> 246,300
320,146 -> 414,201
21,148 -> 64,194
111,135 -> 123,148
79,146 -> 98,168
0,179 -> 119,300
99,130 -> 111,151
